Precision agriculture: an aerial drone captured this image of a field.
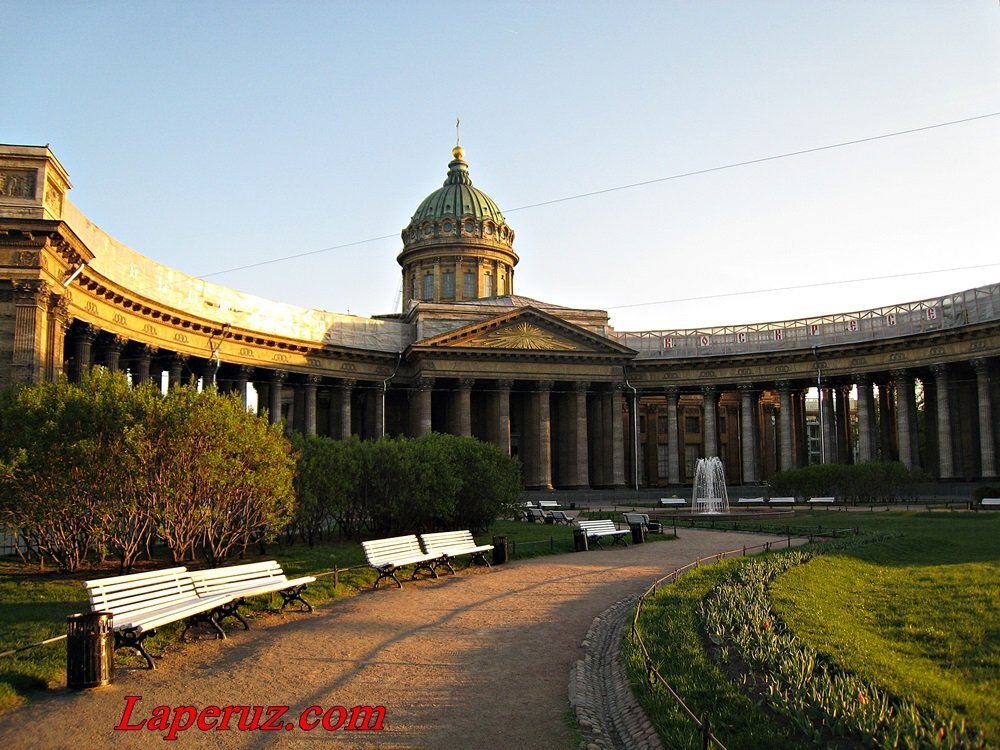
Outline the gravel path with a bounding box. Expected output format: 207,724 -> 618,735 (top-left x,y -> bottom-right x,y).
0,529 -> 799,749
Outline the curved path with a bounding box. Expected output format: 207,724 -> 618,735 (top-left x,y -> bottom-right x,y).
0,529 -> 799,749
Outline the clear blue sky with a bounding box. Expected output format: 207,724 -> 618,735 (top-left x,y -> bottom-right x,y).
5,1 -> 999,331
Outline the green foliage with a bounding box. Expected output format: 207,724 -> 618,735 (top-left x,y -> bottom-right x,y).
291,432 -> 521,540
971,485 -> 1000,503
767,461 -> 929,502
0,371 -> 295,571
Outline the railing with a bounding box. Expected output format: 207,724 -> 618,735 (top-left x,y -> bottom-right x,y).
612,283 -> 1000,359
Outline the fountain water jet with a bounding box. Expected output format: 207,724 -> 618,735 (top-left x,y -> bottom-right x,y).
692,456 -> 730,514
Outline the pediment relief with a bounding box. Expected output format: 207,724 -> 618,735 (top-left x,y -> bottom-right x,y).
414,307 -> 635,357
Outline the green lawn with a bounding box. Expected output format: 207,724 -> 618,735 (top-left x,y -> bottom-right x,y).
626,511 -> 1000,747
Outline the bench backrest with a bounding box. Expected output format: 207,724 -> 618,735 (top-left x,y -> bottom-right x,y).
737,497 -> 765,503
188,560 -> 287,596
527,508 -> 548,520
768,496 -> 796,503
659,498 -> 686,505
622,512 -> 649,525
420,530 -> 476,552
577,519 -> 618,534
85,566 -> 197,619
550,510 -> 571,522
808,496 -> 836,503
538,500 -> 558,508
362,535 -> 426,566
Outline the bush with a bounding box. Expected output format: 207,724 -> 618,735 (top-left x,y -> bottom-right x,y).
767,462 -> 928,503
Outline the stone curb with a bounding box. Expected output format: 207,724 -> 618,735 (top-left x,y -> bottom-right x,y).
569,594 -> 663,750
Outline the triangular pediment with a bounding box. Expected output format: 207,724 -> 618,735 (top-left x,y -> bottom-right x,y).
413,307 -> 635,356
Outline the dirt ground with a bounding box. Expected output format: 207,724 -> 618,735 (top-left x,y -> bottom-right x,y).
0,529 -> 795,750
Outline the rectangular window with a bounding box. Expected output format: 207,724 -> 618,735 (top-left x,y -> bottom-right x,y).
484,273 -> 494,297
685,416 -> 700,434
684,445 -> 699,477
657,445 -> 669,476
442,271 -> 455,298
423,273 -> 434,300
657,415 -> 669,435
639,415 -> 646,434
463,271 -> 476,298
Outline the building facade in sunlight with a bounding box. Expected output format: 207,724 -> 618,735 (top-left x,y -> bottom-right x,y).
1,143 -> 998,486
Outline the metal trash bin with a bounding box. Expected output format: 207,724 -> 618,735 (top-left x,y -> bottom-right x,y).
492,535 -> 508,565
573,528 -> 589,552
629,523 -> 647,544
67,612 -> 114,689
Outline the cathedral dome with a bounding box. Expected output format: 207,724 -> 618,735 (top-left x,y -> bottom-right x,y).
398,146 -> 518,309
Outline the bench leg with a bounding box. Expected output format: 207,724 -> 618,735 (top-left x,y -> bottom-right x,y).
180,612 -> 227,642
469,551 -> 491,568
115,629 -> 158,670
373,567 -> 402,589
279,585 -> 313,613
215,600 -> 251,630
410,561 -> 438,580
433,557 -> 456,575
588,535 -> 603,550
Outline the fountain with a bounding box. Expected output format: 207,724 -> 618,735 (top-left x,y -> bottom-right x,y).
692,456 -> 730,514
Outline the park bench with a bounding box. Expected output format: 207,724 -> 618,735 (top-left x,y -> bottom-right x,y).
737,497 -> 765,505
576,519 -> 629,550
979,497 -> 1000,509
658,497 -> 686,507
419,530 -> 494,573
538,500 -> 560,510
84,566 -> 233,670
768,496 -> 796,505
807,496 -> 836,505
361,535 -> 441,589
549,510 -> 574,524
622,512 -> 661,533
188,560 -> 316,629
525,507 -> 551,523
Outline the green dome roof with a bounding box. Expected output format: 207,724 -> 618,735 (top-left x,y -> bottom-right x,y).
408,146 -> 507,225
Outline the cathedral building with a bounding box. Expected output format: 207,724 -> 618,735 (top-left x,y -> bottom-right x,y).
1,143 -> 998,486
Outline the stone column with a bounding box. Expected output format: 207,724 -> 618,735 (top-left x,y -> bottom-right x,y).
820,386 -> 836,464
456,378 -> 473,437
100,336 -> 125,373
45,293 -> 70,382
931,364 -> 954,479
567,381 -> 590,489
71,323 -> 98,383
534,381 -> 553,490
495,379 -> 512,455
777,381 -> 794,471
855,374 -> 875,463
702,386 -> 718,458
132,345 -> 157,386
413,378 -> 433,436
232,365 -> 253,408
892,369 -> 917,469
338,379 -> 356,438
11,280 -> 49,384
611,385 -> 626,487
373,382 -> 386,439
834,386 -> 852,463
167,353 -> 188,389
303,375 -> 320,436
972,358 -> 996,477
876,379 -> 897,461
739,384 -> 759,484
268,370 -> 287,426
665,387 -> 680,485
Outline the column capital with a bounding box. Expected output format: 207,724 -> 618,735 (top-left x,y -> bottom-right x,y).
233,364 -> 254,379
536,380 -> 554,392
573,380 -> 590,393
496,378 -> 513,391
48,292 -> 70,327
737,382 -> 759,394
664,385 -> 679,398
305,374 -> 322,387
458,377 -> 475,390
269,369 -> 288,385
701,384 -> 718,397
971,357 -> 991,376
851,372 -> 871,386
930,363 -> 949,378
12,278 -> 50,306
415,377 -> 434,391
775,379 -> 792,392
890,368 -> 913,383
75,322 -> 99,345
337,378 -> 357,390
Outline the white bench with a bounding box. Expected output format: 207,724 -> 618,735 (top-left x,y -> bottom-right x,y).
576,519 -> 629,550
549,510 -> 574,524
361,535 -> 442,588
980,497 -> 1000,509
768,496 -> 796,505
737,497 -> 765,505
623,512 -> 661,533
84,567 -> 234,669
538,500 -> 560,509
420,530 -> 494,573
658,498 -> 687,507
188,560 -> 316,629
808,496 -> 837,504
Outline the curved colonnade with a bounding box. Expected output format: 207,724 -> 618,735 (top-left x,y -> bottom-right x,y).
2,146 -> 998,487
